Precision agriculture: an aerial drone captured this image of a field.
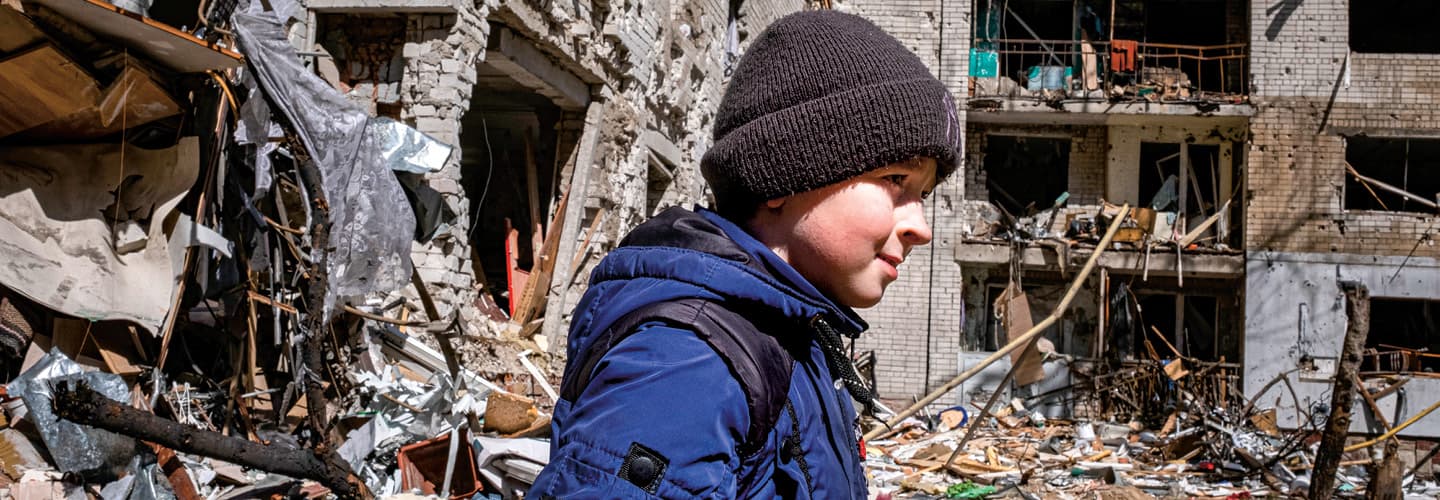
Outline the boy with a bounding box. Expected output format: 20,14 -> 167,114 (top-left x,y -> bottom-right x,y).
528,10 -> 959,499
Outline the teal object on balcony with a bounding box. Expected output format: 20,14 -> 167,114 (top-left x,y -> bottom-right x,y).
1026,65 -> 1072,91
969,49 -> 998,78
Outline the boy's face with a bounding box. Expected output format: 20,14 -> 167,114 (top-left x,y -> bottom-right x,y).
750,157 -> 938,308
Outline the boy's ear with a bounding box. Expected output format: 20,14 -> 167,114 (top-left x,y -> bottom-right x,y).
764,198 -> 786,210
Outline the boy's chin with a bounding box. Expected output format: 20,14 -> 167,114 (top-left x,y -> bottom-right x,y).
838,289 -> 886,309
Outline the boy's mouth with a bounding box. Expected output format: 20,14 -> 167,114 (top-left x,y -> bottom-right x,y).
878,254 -> 903,278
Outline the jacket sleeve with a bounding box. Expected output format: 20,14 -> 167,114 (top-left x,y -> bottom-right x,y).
528,324 -> 751,499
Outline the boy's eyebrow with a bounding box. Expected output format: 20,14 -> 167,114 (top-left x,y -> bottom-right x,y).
889,159 -> 939,190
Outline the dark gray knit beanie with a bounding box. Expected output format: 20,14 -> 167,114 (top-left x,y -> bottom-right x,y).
701,10 -> 960,213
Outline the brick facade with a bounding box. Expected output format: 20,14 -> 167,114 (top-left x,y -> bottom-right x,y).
838,0 -> 972,405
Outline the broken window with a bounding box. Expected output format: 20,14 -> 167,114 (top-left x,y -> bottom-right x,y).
981,283 -> 1067,353
316,14 -> 408,118
983,135 -> 1069,216
1138,142 -> 1228,242
1350,1 -> 1440,54
458,25 -> 591,321
1344,137 -> 1440,213
1363,298 -> 1440,372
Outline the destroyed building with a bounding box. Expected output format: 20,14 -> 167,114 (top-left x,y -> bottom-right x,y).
826,0 -> 1440,440
4,0 -> 1440,496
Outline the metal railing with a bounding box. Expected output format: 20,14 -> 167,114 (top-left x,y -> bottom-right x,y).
970,38 -> 1248,102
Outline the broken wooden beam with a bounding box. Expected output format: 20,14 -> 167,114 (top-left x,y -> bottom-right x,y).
50,380 -> 371,499
867,205 -> 1132,439
1346,162 -> 1439,211
1311,281 -> 1369,500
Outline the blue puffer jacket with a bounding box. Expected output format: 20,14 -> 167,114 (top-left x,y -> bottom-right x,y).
529,207 -> 870,499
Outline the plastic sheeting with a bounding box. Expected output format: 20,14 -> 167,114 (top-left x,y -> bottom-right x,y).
8,348 -> 137,478
233,11 -> 415,314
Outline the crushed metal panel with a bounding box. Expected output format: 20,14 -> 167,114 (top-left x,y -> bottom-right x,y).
27,0 -> 242,73
0,138 -> 200,331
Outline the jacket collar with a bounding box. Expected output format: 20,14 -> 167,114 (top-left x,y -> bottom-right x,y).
600,206 -> 867,335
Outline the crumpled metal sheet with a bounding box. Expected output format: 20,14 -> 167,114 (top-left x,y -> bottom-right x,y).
8,348 -> 137,477
371,117 -> 453,174
0,139 -> 200,331
234,73 -> 281,197
233,11 -> 415,314
338,366 -> 485,494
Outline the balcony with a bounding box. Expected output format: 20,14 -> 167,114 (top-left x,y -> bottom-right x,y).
969,38 -> 1249,118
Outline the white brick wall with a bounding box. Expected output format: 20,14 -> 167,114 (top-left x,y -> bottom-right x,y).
839,0 -> 971,405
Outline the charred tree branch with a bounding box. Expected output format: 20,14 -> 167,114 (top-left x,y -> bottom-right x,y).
1311,281 -> 1370,500
51,380 -> 371,499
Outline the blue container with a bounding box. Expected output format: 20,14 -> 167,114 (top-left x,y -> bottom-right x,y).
1026,65 -> 1071,91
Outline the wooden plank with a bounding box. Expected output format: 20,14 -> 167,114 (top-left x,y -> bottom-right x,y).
504,219 -> 528,319
0,44 -> 99,138
92,323 -> 144,377
0,6 -> 45,53
523,132 -> 542,250
28,0 -> 242,73
566,208 -> 607,284
511,188 -> 569,327
19,58 -> 182,140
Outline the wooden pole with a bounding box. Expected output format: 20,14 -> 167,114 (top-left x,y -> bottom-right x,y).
1311,281 -> 1370,500
866,205 -> 1132,439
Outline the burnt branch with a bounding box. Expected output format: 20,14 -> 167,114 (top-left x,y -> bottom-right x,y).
51,380 -> 371,499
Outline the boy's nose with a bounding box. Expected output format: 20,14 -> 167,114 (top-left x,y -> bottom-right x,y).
896,203 -> 932,246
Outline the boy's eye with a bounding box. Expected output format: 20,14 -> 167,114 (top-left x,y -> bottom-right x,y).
883,174 -> 907,186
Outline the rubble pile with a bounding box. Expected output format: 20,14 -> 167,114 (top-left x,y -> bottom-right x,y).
865,381 -> 1440,499
863,342 -> 1440,499
0,0 -> 556,498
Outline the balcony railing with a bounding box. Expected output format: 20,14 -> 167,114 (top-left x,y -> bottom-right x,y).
970,39 -> 1248,103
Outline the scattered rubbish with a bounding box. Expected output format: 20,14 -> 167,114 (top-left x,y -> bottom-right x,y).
0,2 -> 562,498
945,481 -> 996,498
8,349 -> 135,478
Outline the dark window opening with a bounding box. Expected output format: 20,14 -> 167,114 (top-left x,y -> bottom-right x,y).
983,135 -> 1070,216
464,90 -> 565,318
1345,137 -> 1440,213
979,0 -> 1234,45
1363,298 -> 1440,373
1131,292 -> 1228,362
149,0 -> 202,32
1139,142 -> 1182,210
1350,1 -> 1440,54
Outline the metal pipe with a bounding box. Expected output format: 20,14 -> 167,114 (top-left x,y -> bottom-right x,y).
865,204 -> 1132,439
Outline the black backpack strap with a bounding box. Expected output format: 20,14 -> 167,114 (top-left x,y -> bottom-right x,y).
559,298 -> 796,457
